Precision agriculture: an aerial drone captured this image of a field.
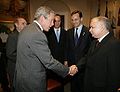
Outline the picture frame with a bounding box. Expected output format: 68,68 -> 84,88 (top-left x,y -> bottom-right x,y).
0,0 -> 30,22
0,20 -> 14,34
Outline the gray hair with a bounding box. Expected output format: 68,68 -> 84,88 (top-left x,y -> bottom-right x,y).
34,6 -> 55,20
93,16 -> 112,31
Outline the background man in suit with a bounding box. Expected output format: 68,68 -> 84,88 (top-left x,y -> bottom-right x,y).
77,16 -> 120,92
66,10 -> 92,92
14,6 -> 78,92
44,14 -> 67,92
6,17 -> 27,91
0,37 -> 10,92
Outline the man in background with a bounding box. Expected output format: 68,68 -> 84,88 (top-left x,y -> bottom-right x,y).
66,10 -> 92,92
0,37 -> 10,92
6,17 -> 27,91
44,14 -> 67,92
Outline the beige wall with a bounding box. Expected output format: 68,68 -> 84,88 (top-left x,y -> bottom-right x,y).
29,0 -> 120,30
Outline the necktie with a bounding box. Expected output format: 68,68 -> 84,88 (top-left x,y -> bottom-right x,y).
74,28 -> 78,45
95,40 -> 99,48
56,30 -> 60,42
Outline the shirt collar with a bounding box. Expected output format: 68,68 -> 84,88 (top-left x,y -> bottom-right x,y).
98,32 -> 109,42
34,20 -> 43,31
74,25 -> 83,37
75,25 -> 83,31
54,27 -> 60,31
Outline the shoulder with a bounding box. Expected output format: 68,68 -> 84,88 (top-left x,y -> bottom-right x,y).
67,28 -> 73,31
107,37 -> 120,50
67,28 -> 74,34
19,23 -> 45,42
8,31 -> 18,39
111,38 -> 120,45
82,25 -> 89,32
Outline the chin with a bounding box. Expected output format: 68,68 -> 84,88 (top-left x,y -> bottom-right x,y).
46,29 -> 49,31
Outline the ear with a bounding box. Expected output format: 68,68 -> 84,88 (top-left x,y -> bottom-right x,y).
100,22 -> 105,29
80,17 -> 83,21
40,15 -> 44,20
39,15 -> 44,22
15,23 -> 18,27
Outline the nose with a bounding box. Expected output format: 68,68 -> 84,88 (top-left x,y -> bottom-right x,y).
89,27 -> 92,32
72,20 -> 75,24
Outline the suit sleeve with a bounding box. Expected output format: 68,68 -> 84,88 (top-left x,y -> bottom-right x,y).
6,34 -> 17,63
28,32 -> 69,77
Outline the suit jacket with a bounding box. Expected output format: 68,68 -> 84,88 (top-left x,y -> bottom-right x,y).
14,22 -> 69,92
44,27 -> 67,64
66,25 -> 91,66
79,32 -> 120,92
0,39 -> 8,85
6,29 -> 19,82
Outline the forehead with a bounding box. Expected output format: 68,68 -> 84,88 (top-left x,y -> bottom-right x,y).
55,16 -> 60,20
90,18 -> 99,25
71,13 -> 79,18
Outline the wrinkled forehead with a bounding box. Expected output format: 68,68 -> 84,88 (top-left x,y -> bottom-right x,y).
90,19 -> 97,26
90,18 -> 102,26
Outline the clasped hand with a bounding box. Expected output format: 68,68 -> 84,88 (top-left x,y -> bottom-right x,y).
69,65 -> 78,76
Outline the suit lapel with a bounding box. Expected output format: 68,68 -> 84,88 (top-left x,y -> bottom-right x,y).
89,32 -> 113,55
59,29 -> 65,44
53,29 -> 61,44
58,29 -> 62,43
33,22 -> 42,32
88,40 -> 96,55
76,26 -> 86,46
71,28 -> 75,46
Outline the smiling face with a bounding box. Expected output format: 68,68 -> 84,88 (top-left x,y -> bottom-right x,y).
34,6 -> 55,32
71,13 -> 82,28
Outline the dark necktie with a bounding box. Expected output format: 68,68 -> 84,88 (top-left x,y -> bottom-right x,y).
74,28 -> 78,46
95,40 -> 100,48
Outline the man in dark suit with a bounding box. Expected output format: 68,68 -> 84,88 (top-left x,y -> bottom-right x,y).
66,10 -> 92,92
14,6 -> 78,92
44,14 -> 67,92
6,17 -> 27,91
77,16 -> 120,92
0,37 -> 10,92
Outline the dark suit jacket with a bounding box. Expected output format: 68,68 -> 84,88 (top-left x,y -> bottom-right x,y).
44,27 -> 67,84
0,39 -> 8,86
14,22 -> 69,92
67,25 -> 91,67
44,27 -> 67,64
78,32 -> 120,92
6,29 -> 19,83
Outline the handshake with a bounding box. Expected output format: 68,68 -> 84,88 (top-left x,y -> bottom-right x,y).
68,65 -> 78,76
